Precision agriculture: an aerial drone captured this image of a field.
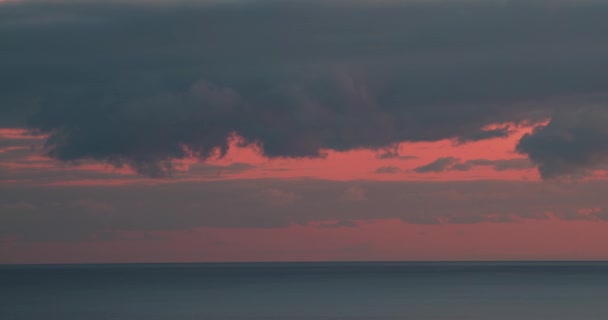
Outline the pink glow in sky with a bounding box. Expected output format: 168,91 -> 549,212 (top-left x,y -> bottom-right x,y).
2,123 -> 608,264
3,0 -> 608,264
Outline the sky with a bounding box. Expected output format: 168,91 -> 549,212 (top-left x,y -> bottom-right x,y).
2,0 -> 608,264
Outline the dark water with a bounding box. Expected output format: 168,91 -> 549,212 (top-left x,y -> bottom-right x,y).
2,262 -> 608,320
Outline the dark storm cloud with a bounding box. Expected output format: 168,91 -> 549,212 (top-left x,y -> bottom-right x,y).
2,179 -> 608,242
2,0 -> 608,176
415,157 -> 534,173
516,107 -> 608,179
0,140 -> 256,183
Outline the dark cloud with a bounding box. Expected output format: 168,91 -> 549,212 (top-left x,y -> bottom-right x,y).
1,0 -> 608,176
415,157 -> 534,173
376,146 -> 401,160
455,126 -> 513,144
3,179 -> 608,242
376,146 -> 417,160
414,157 -> 459,173
516,107 -> 608,179
450,162 -> 474,171
0,143 -> 256,183
375,166 -> 401,174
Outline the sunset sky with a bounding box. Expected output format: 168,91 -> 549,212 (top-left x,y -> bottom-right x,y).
2,0 -> 608,264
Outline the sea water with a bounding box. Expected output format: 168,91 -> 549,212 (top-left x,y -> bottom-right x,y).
2,262 -> 608,320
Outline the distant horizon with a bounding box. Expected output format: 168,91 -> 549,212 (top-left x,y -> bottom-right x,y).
5,260 -> 608,267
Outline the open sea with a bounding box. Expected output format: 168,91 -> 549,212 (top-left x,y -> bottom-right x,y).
2,262 -> 608,320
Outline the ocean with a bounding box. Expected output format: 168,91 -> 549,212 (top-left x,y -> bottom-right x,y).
2,262 -> 608,320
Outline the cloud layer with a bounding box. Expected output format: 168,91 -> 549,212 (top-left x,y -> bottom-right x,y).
414,157 -> 534,173
1,0 -> 608,176
3,179 -> 608,242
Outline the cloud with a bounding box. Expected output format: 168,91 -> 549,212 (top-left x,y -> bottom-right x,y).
455,126 -> 513,144
375,166 -> 401,174
4,0 -> 608,176
415,157 -> 534,173
375,146 -> 417,160
376,146 -> 401,160
454,158 -> 535,172
4,179 -> 608,242
516,107 -> 608,179
414,157 -> 459,173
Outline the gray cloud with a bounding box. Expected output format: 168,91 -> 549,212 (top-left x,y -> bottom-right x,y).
516,107 -> 608,179
376,146 -> 401,160
375,146 -> 417,160
455,126 -> 513,144
0,128 -> 253,182
455,158 -> 535,172
415,157 -> 534,173
375,166 -> 401,174
3,0 -> 608,176
414,157 -> 459,173
3,179 -> 608,242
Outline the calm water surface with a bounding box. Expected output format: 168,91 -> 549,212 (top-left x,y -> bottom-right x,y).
2,262 -> 608,320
